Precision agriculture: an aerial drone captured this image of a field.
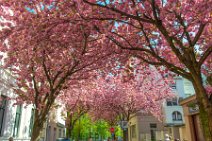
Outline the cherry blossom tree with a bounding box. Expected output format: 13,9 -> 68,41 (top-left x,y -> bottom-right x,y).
64,101 -> 90,138
1,0 -> 211,140
87,65 -> 174,141
0,1 -> 119,141
73,0 -> 212,140
59,81 -> 93,138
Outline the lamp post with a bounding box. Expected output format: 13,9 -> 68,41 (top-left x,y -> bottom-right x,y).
119,120 -> 128,141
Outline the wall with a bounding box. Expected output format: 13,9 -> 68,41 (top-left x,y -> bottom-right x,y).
173,77 -> 195,98
182,79 -> 195,98
46,102 -> 66,141
128,112 -> 165,141
180,96 -> 205,141
0,68 -> 45,141
163,106 -> 184,125
0,92 -> 34,140
161,77 -> 196,140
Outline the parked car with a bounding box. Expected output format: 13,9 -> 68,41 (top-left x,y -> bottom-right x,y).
56,138 -> 71,141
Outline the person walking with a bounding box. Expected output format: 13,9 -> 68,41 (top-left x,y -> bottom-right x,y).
165,134 -> 171,141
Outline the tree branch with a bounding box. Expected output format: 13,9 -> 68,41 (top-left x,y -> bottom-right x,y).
42,51 -> 53,91
193,24 -> 206,46
83,0 -> 154,23
199,46 -> 212,66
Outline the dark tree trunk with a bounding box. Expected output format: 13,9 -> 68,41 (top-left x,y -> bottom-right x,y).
123,128 -> 128,141
30,110 -> 47,141
31,124 -> 41,141
198,103 -> 212,141
66,112 -> 77,139
66,125 -> 73,138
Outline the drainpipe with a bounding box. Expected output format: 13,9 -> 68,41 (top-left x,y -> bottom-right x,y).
45,113 -> 49,141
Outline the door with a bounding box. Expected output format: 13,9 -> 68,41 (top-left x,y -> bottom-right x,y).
192,115 -> 205,141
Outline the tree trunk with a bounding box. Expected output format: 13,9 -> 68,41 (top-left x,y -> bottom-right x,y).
123,129 -> 128,141
30,122 -> 42,141
77,122 -> 81,141
66,125 -> 73,138
198,103 -> 212,141
192,74 -> 212,141
30,110 -> 47,141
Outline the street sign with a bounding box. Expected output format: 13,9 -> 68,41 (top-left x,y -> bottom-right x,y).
110,127 -> 115,133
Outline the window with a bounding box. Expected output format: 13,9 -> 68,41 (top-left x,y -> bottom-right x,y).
29,108 -> 35,137
0,95 -> 7,136
150,130 -> 156,141
13,105 -> 22,137
172,111 -> 182,121
150,123 -> 157,141
63,129 -> 65,137
171,84 -> 176,89
167,98 -> 178,106
59,129 -> 62,138
150,123 -> 157,128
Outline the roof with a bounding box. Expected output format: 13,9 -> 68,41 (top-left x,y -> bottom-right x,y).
179,95 -> 196,106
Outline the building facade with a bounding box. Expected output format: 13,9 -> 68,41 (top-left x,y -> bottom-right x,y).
127,77 -> 196,141
0,68 -> 37,141
0,68 -> 66,141
180,95 -> 205,141
46,103 -> 66,141
128,111 -> 165,141
162,77 -> 195,140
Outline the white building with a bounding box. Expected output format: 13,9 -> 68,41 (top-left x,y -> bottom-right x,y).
0,67 -> 66,141
162,76 -> 195,140
0,67 -> 37,141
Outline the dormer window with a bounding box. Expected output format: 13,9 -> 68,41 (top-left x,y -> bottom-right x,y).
167,98 -> 178,106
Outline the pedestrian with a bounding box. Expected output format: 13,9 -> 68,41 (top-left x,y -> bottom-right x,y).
88,137 -> 92,141
8,137 -> 13,141
165,134 -> 170,141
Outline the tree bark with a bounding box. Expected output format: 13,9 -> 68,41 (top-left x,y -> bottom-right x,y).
191,73 -> 212,141
199,103 -> 212,141
31,122 -> 43,141
30,122 -> 42,141
30,111 -> 46,141
66,125 -> 73,138
123,128 -> 128,141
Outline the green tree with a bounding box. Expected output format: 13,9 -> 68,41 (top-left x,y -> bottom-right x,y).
71,114 -> 122,141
